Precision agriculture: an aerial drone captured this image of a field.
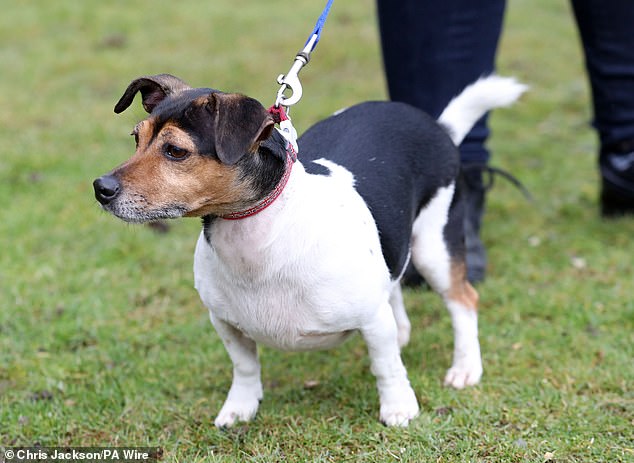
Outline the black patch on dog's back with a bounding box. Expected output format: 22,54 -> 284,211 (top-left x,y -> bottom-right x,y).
299,102 -> 459,278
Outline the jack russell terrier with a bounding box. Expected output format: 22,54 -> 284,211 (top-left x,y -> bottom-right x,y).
93,74 -> 525,426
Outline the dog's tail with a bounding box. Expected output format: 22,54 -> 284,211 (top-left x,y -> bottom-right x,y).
438,75 -> 528,146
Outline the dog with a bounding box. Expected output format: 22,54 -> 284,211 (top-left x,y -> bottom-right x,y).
93,74 -> 525,427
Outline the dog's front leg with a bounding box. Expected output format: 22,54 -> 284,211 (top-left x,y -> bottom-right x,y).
361,300 -> 419,426
210,313 -> 263,427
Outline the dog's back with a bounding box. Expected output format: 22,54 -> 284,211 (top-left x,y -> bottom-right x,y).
298,76 -> 527,279
299,101 -> 460,278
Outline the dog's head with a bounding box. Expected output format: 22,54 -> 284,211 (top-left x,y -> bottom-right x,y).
93,74 -> 285,222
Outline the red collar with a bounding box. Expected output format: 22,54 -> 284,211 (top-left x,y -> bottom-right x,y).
220,144 -> 297,220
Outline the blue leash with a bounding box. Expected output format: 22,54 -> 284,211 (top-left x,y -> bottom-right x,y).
307,0 -> 334,50
275,0 -> 334,108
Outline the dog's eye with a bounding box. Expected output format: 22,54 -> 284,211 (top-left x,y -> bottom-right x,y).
164,144 -> 190,160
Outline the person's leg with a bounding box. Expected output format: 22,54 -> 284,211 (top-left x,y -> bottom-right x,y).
571,0 -> 634,216
376,0 -> 507,282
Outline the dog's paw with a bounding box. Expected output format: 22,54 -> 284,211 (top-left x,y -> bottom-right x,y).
214,397 -> 260,428
214,381 -> 262,428
444,358 -> 483,389
379,387 -> 419,427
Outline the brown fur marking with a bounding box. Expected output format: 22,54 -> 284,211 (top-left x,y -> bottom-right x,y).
448,260 -> 479,310
113,118 -> 255,217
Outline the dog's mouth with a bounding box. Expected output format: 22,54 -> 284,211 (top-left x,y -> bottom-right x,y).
101,200 -> 188,224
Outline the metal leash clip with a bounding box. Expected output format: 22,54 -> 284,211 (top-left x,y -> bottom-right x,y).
274,34 -> 319,109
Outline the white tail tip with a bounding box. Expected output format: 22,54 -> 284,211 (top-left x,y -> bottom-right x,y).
438,75 -> 528,145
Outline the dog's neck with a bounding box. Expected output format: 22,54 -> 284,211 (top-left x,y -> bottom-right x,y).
202,130 -> 296,239
220,146 -> 296,220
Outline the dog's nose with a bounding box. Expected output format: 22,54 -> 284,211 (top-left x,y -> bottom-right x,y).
93,175 -> 121,205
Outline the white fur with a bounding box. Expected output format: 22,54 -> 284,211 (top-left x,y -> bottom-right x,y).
210,313 -> 262,427
389,284 -> 411,348
410,183 -> 455,292
439,75 -> 528,145
443,300 -> 482,388
332,107 -> 350,116
195,162 -> 419,426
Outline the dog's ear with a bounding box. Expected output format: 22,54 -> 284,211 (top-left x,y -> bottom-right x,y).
114,74 -> 191,114
208,93 -> 275,165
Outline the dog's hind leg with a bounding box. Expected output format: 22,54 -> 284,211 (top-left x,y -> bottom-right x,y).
361,299 -> 420,426
441,261 -> 481,388
210,313 -> 263,427
389,284 -> 411,348
410,182 -> 483,389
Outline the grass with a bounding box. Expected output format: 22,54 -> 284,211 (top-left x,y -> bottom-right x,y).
1,0 -> 633,461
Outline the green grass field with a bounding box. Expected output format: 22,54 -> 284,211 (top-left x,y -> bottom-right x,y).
1,0 -> 632,461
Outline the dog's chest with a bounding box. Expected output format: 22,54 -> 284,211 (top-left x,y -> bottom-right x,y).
193,166 -> 392,351
195,245 -> 358,350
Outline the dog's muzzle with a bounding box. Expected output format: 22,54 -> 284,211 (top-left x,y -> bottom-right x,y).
93,175 -> 121,205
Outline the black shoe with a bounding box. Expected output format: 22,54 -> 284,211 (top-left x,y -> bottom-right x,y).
461,164 -> 533,284
600,140 -> 634,217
